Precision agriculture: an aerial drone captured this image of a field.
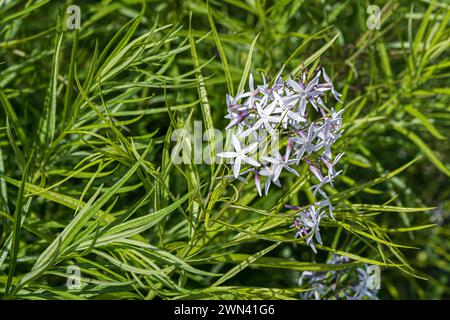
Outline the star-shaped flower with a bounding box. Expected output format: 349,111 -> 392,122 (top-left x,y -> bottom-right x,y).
259,164 -> 282,195
309,169 -> 341,198
261,150 -> 299,181
217,134 -> 261,178
220,65 -> 344,253
286,71 -> 324,112
316,121 -> 338,159
292,124 -> 323,163
273,92 -> 307,127
253,101 -> 281,133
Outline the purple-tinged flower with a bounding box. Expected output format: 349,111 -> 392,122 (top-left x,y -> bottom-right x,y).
293,205 -> 325,253
307,160 -> 325,182
225,109 -> 251,129
285,204 -> 302,211
226,92 -> 249,112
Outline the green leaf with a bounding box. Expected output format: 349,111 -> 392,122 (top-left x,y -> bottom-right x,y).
74,192 -> 193,249
237,33 -> 260,95
331,157 -> 421,201
0,90 -> 28,150
207,2 -> 234,96
189,12 -> 216,174
405,105 -> 446,140
212,242 -> 280,287
293,32 -> 340,76
40,32 -> 63,146
393,125 -> 450,177
5,155 -> 32,296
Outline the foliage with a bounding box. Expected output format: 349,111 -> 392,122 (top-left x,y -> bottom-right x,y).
0,0 -> 449,299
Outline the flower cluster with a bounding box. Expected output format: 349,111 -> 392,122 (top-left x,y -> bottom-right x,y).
218,64 -> 344,252
288,204 -> 325,253
288,195 -> 339,253
298,255 -> 379,300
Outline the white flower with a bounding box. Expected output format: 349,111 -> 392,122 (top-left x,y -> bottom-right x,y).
217,134 -> 260,178
261,150 -> 299,181
292,124 -> 322,163
286,71 -> 324,112
259,164 -> 282,195
273,92 -> 307,126
252,100 -> 281,134
316,109 -> 344,159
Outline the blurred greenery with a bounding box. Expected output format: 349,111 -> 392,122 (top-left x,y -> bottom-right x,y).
0,0 -> 449,299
